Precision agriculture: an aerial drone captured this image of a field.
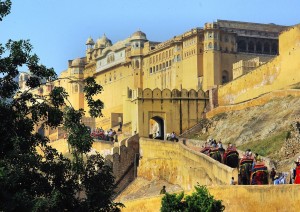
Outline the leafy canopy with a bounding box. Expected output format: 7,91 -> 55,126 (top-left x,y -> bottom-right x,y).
0,1 -> 122,211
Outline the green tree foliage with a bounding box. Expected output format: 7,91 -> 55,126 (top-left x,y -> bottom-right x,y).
161,185 -> 225,212
0,1 -> 123,211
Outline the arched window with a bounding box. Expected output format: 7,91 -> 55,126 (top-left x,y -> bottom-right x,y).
248,41 -> 254,53
222,70 -> 229,84
73,84 -> 78,93
135,60 -> 140,69
238,40 -> 246,52
208,42 -> 212,49
214,42 -> 217,50
264,42 -> 270,54
256,41 -> 262,53
271,43 -> 278,55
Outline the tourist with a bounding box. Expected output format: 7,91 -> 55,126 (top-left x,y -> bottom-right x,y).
170,132 -> 179,142
230,177 -> 235,185
217,140 -> 223,149
160,185 -> 166,194
270,168 -> 276,183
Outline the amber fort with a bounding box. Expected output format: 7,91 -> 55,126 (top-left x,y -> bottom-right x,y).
21,19 -> 300,211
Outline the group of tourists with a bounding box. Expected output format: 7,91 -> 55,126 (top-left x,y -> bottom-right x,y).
90,127 -> 118,142
166,132 -> 179,142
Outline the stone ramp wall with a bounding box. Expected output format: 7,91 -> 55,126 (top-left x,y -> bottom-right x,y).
138,138 -> 238,190
105,134 -> 140,194
121,185 -> 300,212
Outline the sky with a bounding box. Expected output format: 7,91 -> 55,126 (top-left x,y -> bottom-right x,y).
1,0 -> 300,75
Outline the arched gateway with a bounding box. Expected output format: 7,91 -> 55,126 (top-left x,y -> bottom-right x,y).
149,116 -> 165,140
131,88 -> 208,138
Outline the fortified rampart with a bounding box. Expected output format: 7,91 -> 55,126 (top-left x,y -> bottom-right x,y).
217,24 -> 300,106
206,89 -> 300,118
120,185 -> 300,212
105,134 -> 139,194
137,138 -> 238,190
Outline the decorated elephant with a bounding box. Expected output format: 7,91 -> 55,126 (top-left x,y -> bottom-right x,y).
239,158 -> 253,185
223,149 -> 239,168
250,163 -> 269,185
209,148 -> 222,163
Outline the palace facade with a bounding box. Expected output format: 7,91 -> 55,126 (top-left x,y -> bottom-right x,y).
35,20 -> 288,139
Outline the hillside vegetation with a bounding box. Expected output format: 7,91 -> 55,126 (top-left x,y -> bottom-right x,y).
185,95 -> 300,172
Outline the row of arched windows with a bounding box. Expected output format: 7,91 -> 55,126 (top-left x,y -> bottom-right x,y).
237,40 -> 278,54
150,49 -> 173,64
150,60 -> 172,74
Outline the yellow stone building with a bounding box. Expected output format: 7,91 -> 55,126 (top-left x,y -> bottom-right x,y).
34,20 -> 288,139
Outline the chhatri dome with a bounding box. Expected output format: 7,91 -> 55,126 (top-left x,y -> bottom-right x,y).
71,58 -> 85,67
95,34 -> 112,48
85,37 -> 95,46
130,30 -> 147,40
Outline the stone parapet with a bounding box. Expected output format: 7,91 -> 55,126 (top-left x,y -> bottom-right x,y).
138,138 -> 237,190
207,89 -> 300,119
121,185 -> 300,212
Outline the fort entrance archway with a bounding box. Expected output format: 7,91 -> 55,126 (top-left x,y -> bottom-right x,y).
149,116 -> 165,140
131,88 -> 208,138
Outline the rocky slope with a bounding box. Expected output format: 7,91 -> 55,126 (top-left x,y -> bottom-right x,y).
185,95 -> 300,172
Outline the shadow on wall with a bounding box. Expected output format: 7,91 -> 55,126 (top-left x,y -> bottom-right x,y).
105,134 -> 140,194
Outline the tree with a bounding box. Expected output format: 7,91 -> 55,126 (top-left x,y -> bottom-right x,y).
161,185 -> 225,212
0,1 -> 123,211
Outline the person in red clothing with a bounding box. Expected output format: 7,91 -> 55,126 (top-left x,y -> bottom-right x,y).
294,156 -> 300,184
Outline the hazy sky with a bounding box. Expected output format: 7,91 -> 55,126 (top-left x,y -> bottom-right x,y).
1,0 -> 300,74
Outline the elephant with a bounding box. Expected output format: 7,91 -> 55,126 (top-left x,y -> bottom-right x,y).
239,159 -> 253,185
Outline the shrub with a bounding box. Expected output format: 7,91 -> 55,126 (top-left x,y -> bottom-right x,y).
161,185 -> 225,212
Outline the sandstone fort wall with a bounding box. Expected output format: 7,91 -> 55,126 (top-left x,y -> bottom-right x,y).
217,25 -> 300,106
120,185 -> 300,212
137,138 -> 238,190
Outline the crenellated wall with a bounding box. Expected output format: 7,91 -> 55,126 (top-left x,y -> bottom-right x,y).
120,185 -> 300,212
130,88 -> 208,137
217,24 -> 300,106
105,134 -> 139,193
137,138 -> 238,190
